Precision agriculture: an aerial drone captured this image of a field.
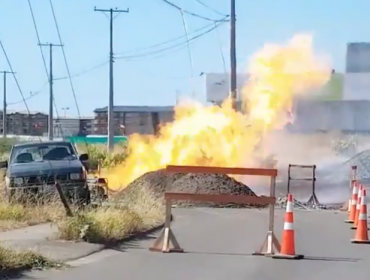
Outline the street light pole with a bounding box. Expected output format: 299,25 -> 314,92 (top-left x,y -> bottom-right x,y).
61,107 -> 69,117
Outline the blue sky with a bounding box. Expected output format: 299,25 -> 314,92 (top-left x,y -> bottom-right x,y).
0,0 -> 368,116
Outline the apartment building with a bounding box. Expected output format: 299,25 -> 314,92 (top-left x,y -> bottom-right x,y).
93,106 -> 174,135
0,110 -> 48,136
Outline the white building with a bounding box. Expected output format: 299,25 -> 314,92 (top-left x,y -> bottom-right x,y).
346,42 -> 370,73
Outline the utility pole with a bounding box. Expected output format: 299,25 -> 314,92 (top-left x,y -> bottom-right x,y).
0,71 -> 15,138
230,0 -> 237,111
94,6 -> 129,152
38,43 -> 63,141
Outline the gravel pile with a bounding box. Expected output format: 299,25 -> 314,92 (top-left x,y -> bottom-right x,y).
123,169 -> 267,208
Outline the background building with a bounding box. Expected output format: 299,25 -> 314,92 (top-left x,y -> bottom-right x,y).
53,117 -> 81,138
79,117 -> 94,136
346,42 -> 370,73
93,106 -> 174,135
0,110 -> 48,136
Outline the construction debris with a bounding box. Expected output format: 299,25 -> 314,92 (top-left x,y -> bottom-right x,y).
123,169 -> 267,208
275,196 -> 342,210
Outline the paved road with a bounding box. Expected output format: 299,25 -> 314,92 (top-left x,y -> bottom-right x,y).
22,208 -> 370,280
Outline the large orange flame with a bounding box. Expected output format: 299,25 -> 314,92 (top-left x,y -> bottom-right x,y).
103,34 -> 331,190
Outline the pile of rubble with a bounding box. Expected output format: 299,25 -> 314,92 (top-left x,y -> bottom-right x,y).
123,169 -> 267,208
275,196 -> 342,210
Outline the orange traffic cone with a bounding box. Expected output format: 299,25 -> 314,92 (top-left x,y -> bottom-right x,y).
272,194 -> 304,260
345,182 -> 359,223
351,189 -> 370,244
351,184 -> 363,229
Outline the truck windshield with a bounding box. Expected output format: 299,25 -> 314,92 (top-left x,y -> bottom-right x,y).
10,143 -> 77,164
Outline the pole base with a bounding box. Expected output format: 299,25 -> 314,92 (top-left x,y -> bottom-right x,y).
272,253 -> 304,260
351,239 -> 370,244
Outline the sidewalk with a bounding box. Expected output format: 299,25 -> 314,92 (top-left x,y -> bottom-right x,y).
0,223 -> 104,262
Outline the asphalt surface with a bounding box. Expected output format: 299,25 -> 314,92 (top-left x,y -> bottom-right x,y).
22,208 -> 370,280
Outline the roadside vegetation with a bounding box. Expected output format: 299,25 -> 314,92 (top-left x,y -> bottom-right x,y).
0,138 -> 164,273
0,246 -> 59,277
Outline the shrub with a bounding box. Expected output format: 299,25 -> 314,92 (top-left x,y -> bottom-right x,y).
0,138 -> 16,161
76,143 -> 128,170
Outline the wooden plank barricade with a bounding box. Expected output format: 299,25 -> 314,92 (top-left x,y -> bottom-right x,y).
149,165 -> 281,256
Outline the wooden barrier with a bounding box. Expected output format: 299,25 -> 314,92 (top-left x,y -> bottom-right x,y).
149,165 -> 281,256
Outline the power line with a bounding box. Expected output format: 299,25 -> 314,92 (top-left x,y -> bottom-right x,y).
122,42 -> 192,62
214,22 -> 227,75
0,38 -> 42,142
195,0 -> 228,17
54,61 -> 108,81
49,0 -> 83,126
179,10 -> 195,98
0,40 -> 32,114
116,22 -> 224,60
7,81 -> 48,106
115,22 -> 216,56
28,0 -> 64,138
7,60 -> 107,105
161,0 -> 227,22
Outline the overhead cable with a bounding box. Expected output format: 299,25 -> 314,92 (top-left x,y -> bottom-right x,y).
162,0 -> 228,22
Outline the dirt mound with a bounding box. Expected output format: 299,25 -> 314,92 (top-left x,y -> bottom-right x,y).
122,169 -> 266,208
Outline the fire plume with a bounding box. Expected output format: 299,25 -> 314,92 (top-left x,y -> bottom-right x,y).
104,34 -> 331,190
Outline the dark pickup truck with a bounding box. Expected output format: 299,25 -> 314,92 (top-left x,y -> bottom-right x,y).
0,141 -> 91,203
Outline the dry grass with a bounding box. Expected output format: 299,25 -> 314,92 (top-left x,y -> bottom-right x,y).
0,176 -> 164,272
0,246 -> 57,275
0,192 -> 65,231
0,184 -> 164,242
57,185 -> 164,243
